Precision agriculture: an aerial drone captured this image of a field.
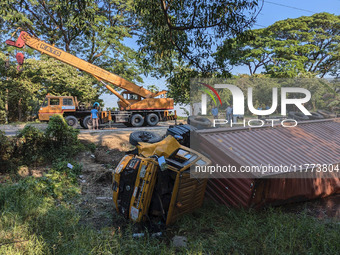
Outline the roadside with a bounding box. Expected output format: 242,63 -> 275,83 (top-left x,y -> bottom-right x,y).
0,119 -> 183,136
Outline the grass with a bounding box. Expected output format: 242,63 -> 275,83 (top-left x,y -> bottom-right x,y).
0,167 -> 339,255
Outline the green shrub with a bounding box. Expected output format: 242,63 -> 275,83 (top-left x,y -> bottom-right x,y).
16,125 -> 45,164
51,159 -> 82,182
1,115 -> 86,173
45,115 -> 79,147
44,115 -> 84,160
0,110 -> 6,124
0,131 -> 15,173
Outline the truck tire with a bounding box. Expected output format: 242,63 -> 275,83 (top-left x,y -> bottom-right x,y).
187,116 -> 212,129
309,112 -> 324,120
83,116 -> 92,129
65,116 -> 78,128
146,113 -> 159,126
288,111 -> 309,121
130,114 -> 144,127
317,110 -> 337,118
129,131 -> 162,146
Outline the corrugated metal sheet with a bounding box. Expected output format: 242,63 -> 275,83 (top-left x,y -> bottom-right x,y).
193,118 -> 340,207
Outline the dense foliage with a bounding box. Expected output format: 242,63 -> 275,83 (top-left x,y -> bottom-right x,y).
0,115 -> 85,173
215,13 -> 340,78
135,0 -> 261,74
0,2 -> 338,117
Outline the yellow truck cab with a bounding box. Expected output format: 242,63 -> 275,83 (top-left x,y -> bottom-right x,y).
39,95 -> 76,121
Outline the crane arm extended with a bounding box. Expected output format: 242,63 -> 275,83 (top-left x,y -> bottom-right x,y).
6,31 -> 159,99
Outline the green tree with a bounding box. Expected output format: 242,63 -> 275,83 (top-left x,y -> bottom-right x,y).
1,1 -> 138,65
134,0 -> 261,74
0,54 -> 99,122
133,0 -> 261,104
216,13 -> 340,78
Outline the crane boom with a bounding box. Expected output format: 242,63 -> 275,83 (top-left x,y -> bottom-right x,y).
6,31 -> 156,99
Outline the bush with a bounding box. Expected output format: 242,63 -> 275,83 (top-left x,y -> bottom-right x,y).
16,125 -> 45,164
45,115 -> 79,147
0,110 -> 6,124
1,115 -> 86,172
52,159 -> 82,181
0,131 -> 15,173
44,115 -> 84,160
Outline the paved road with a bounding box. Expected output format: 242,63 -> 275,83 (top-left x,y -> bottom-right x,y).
1,122 -> 175,136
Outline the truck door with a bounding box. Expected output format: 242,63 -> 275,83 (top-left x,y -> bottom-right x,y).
38,97 -> 62,121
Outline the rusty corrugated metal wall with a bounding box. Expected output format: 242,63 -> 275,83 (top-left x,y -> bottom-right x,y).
194,119 -> 340,207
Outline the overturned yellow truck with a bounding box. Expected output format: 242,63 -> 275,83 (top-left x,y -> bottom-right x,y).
112,136 -> 211,225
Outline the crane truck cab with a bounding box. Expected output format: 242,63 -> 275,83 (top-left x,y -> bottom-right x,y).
39,95 -> 77,121
120,91 -> 141,109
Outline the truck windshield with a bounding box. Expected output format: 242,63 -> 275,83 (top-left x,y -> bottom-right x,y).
50,98 -> 60,105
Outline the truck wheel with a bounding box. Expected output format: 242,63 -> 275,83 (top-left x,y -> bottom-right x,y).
288,111 -> 309,121
129,131 -> 162,146
187,116 -> 212,129
308,112 -> 324,120
83,116 -> 93,129
130,114 -> 144,127
65,116 -> 78,128
146,113 -> 159,126
317,110 -> 337,118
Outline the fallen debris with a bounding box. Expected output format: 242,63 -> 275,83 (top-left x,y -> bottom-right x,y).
96,197 -> 112,200
172,236 -> 187,248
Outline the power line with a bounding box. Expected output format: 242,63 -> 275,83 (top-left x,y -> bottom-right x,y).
254,24 -> 267,28
264,1 -> 317,14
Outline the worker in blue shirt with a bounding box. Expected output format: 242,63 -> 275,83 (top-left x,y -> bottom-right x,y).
211,106 -> 219,119
90,105 -> 99,130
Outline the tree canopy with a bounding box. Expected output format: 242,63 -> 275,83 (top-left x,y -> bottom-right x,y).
0,0 -> 263,121
1,0 -> 138,66
215,12 -> 340,78
134,0 -> 261,74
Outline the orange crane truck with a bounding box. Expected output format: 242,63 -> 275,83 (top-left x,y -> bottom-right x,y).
6,31 -> 176,128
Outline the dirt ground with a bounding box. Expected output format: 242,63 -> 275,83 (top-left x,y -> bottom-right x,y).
75,149 -> 126,229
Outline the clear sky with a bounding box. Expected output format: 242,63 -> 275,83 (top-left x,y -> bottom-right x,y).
100,0 -> 340,114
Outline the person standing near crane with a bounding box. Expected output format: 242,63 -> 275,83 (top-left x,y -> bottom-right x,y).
91,106 -> 99,130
